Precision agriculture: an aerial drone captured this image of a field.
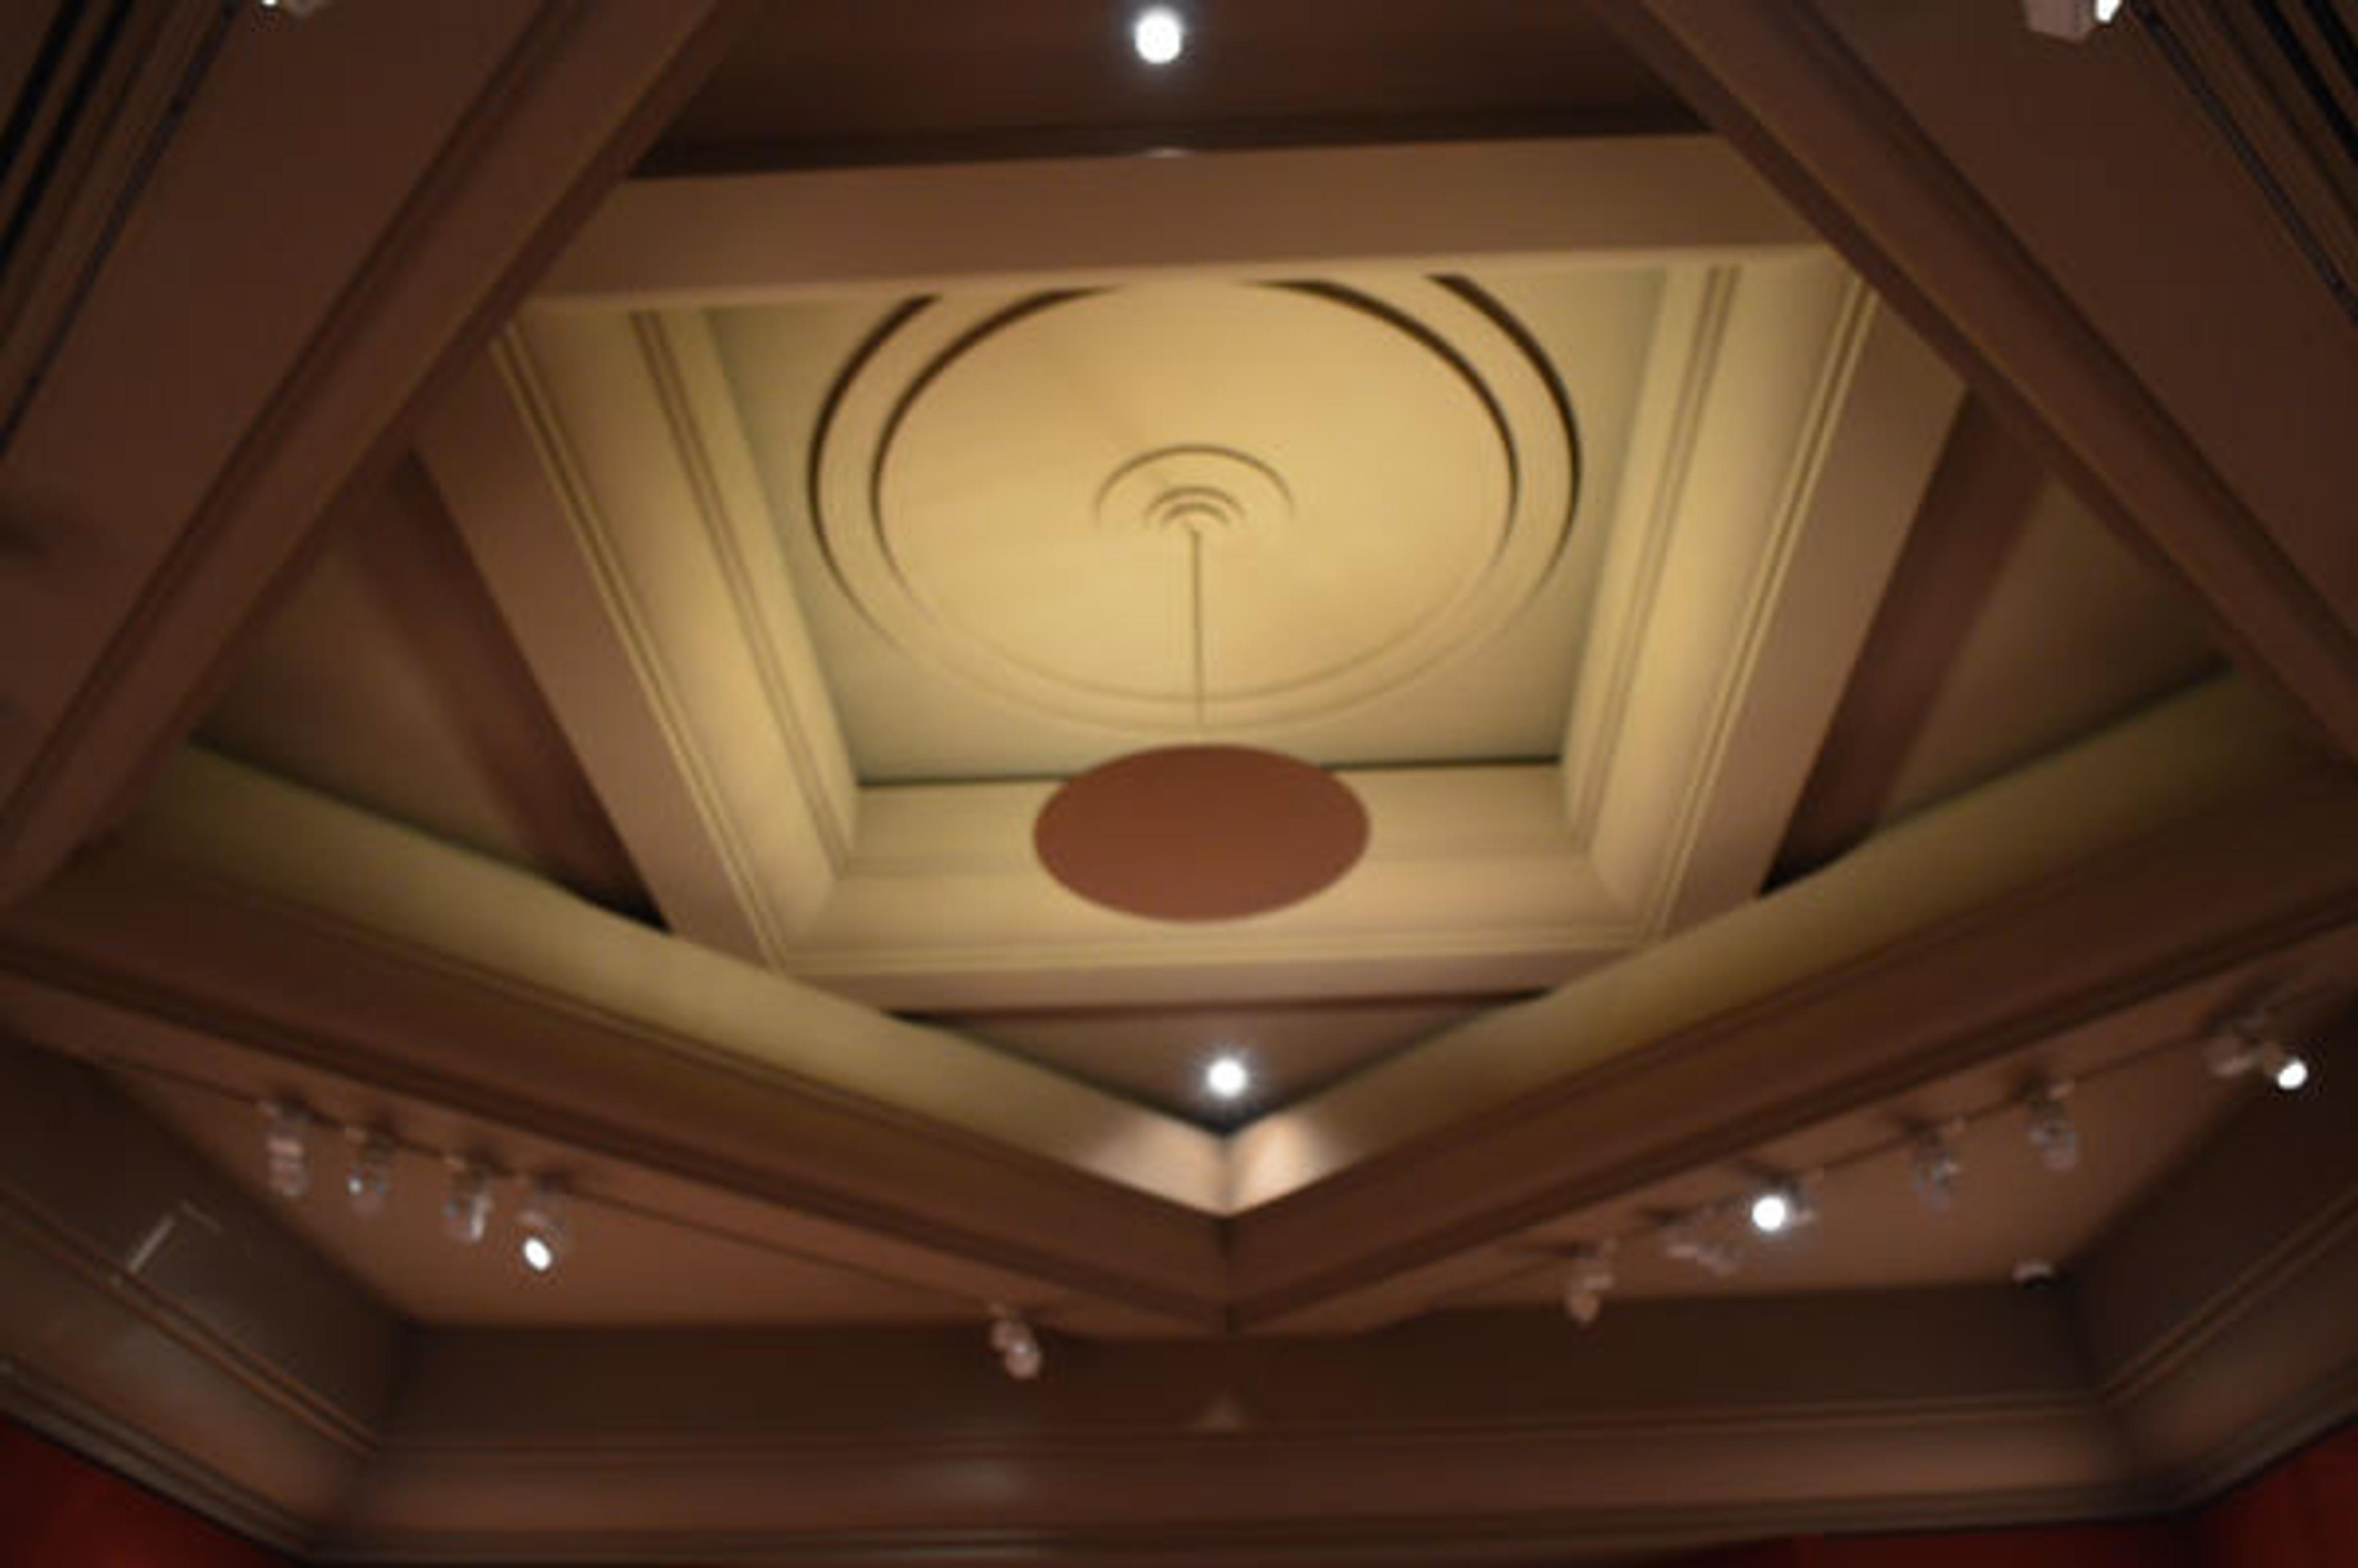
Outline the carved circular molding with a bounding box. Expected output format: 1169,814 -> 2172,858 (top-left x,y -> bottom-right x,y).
1035,745 -> 1370,920
811,279 -> 1576,732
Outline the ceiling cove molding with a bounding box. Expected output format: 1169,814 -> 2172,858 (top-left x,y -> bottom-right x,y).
1557,264 -> 1735,842
0,0 -> 761,904
0,1043 -> 399,1454
1589,1 -> 2358,759
1574,264 -> 1958,933
539,137 -> 1823,308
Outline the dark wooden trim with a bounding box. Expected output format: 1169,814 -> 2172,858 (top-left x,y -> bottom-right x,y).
1770,399 -> 2045,883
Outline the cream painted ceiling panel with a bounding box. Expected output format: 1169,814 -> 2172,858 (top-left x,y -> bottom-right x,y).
714,266 -> 1664,780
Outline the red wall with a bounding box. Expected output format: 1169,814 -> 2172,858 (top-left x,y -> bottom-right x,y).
0,1424 -> 292,1568
1,1415 -> 2350,1567
1668,1423 -> 2358,1568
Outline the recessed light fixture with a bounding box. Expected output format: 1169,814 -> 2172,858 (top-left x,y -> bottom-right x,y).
1132,6 -> 1185,66
1204,1052 -> 1251,1101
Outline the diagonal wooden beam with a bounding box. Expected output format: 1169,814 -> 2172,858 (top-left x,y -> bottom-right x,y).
1589,0 -> 2358,759
0,0 -> 760,903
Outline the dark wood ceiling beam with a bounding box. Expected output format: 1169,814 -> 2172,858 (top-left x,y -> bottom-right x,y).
1589,0 -> 2358,759
1770,398 -> 2047,883
0,0 -> 759,904
1226,757 -> 2358,1328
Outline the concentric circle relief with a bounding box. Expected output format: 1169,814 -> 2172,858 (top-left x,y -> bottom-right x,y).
809,279 -> 1577,732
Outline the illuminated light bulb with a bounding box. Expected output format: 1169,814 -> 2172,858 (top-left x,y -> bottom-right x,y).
516,1177 -> 570,1275
1132,6 -> 1185,65
2252,1042 -> 2311,1093
1746,1179 -> 1816,1238
2206,1025 -> 2313,1093
1204,1052 -> 1251,1101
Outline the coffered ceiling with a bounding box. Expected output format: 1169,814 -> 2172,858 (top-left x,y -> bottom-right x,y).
1,2 -> 2354,1564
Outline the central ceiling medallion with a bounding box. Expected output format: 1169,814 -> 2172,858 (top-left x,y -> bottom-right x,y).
1035,745 -> 1369,920
809,278 -> 1578,734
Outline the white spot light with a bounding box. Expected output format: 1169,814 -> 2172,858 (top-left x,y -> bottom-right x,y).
516,1177 -> 571,1275
1204,1052 -> 1251,1101
1132,6 -> 1185,66
1749,1190 -> 1792,1235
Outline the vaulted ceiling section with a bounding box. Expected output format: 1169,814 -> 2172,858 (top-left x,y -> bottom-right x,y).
1,2 -> 2353,1564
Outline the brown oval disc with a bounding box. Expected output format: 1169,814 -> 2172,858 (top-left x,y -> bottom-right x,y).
1035,746 -> 1369,922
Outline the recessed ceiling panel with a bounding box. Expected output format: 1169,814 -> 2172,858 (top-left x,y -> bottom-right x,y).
714,266 -> 1662,780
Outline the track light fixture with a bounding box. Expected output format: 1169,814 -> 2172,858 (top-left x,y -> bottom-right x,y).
2022,0 -> 2125,42
442,1157 -> 495,1245
2205,1022 -> 2313,1094
259,1098 -> 313,1200
2023,1082 -> 2080,1174
344,1128 -> 396,1217
1909,1124 -> 1966,1213
1562,1241 -> 1616,1327
1660,1216 -> 1741,1279
516,1177 -> 571,1274
989,1307 -> 1044,1381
